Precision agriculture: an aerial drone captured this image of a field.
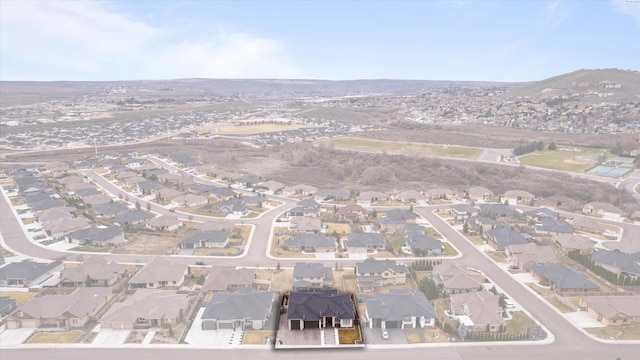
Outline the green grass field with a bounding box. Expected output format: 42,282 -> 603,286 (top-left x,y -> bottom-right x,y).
518,146 -> 612,173
317,137 -> 482,159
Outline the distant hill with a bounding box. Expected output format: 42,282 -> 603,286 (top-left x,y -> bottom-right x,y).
503,69 -> 640,102
0,78 -> 513,107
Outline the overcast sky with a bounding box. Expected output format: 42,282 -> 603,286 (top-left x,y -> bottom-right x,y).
1,0 -> 638,82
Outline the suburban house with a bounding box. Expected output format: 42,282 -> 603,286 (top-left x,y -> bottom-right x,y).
356,190 -> 389,206
147,215 -> 183,231
287,199 -> 321,218
501,190 -> 535,205
284,290 -> 357,330
571,216 -> 607,234
114,210 -> 155,226
218,198 -> 247,215
282,184 -> 318,196
171,194 -> 208,208
201,288 -> 274,330
208,187 -> 237,200
344,233 -> 386,253
180,230 -> 229,249
449,204 -> 477,222
483,227 -> 528,251
531,266 -> 599,292
44,217 -> 91,240
467,186 -> 494,202
534,218 -> 574,235
35,206 -> 76,224
579,296 -> 640,327
449,291 -> 506,333
395,189 -> 428,205
314,188 -> 351,202
505,244 -> 560,271
432,263 -> 483,295
552,233 -> 595,255
258,180 -> 286,193
425,188 -> 456,200
94,202 -> 129,218
5,287 -> 112,329
284,234 -> 337,253
65,226 -> 125,247
128,256 -> 189,289
99,289 -> 189,329
582,202 -> 624,222
0,259 -> 63,287
202,267 -> 257,293
378,216 -> 406,234
293,262 -> 333,290
156,187 -> 183,201
288,217 -> 322,233
236,176 -> 263,188
365,290 -> 436,329
136,180 -> 161,194
466,216 -> 495,235
337,204 -> 368,222
405,233 -> 443,256
59,256 -> 127,287
355,258 -> 408,291
479,203 -> 514,219
591,250 -> 640,277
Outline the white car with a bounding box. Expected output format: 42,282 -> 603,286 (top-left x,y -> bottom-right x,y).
381,329 -> 390,340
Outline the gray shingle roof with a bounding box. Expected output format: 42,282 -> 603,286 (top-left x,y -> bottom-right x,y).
67,227 -> 123,243
0,260 -> 62,283
287,290 -> 355,321
591,250 -> 640,276
531,266 -> 599,290
356,258 -> 408,275
293,262 -> 333,280
366,290 -> 435,321
201,288 -> 273,321
347,233 -> 386,248
285,234 -> 336,249
182,230 -> 229,246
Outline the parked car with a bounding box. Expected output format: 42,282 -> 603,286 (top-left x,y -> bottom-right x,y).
381,328 -> 390,340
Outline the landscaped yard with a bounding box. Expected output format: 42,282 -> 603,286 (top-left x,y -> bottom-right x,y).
338,325 -> 362,344
546,297 -> 574,313
28,330 -> 82,343
441,242 -> 459,257
387,235 -> 406,255
70,245 -> 112,253
243,331 -> 275,344
505,311 -> 533,335
326,222 -> 351,234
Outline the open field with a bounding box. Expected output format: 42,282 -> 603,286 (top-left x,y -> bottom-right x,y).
316,137 -> 483,159
518,146 -> 612,173
215,124 -> 307,135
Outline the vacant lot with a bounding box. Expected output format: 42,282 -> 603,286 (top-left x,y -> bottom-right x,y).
216,124 -> 308,135
317,137 -> 482,159
519,146 -> 611,173
0,291 -> 37,306
29,330 -> 82,343
586,325 -> 640,340
116,231 -> 182,255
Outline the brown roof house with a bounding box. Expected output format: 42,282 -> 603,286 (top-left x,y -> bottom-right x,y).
99,289 -> 189,329
5,287 -> 112,329
59,256 -> 127,287
432,263 -> 483,295
552,233 -> 595,255
579,296 -> 640,327
505,244 -> 560,271
449,291 -> 506,333
582,202 -> 624,222
128,256 -> 189,289
355,258 -> 408,291
202,267 -> 257,293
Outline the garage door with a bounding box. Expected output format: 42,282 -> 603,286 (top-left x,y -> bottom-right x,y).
371,318 -> 382,328
218,322 -> 234,329
304,320 -> 320,329
383,320 -> 402,329
290,319 -> 301,330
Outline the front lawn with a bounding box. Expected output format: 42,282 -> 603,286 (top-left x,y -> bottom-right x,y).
338,325 -> 362,344
29,330 -> 82,343
585,325 -> 640,340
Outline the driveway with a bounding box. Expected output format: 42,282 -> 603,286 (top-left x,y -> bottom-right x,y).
92,328 -> 130,345
183,307 -> 244,346
0,328 -> 35,345
363,327 -> 407,344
